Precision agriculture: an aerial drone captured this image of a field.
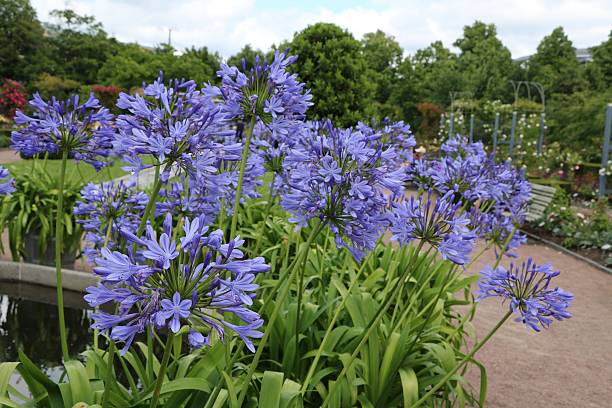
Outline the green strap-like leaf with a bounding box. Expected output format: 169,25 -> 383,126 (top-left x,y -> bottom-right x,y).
398,368 -> 418,407
17,351 -> 64,408
0,362 -> 19,398
64,360 -> 94,406
259,371 -> 284,408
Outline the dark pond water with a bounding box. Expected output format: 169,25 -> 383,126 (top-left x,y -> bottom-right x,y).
0,281 -> 93,381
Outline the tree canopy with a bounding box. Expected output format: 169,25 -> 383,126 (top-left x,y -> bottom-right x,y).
287,22 -> 374,126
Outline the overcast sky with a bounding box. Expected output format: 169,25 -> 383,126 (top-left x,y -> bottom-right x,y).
31,0 -> 612,59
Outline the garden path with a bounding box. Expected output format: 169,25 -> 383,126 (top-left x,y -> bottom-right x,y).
0,149 -> 20,164
465,240 -> 612,408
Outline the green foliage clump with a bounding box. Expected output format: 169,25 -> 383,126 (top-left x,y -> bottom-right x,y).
534,190 -> 612,265
31,73 -> 81,100
527,27 -> 587,96
0,163 -> 83,264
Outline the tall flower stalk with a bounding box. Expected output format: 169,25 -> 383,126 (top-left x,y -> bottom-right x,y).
54,149 -> 70,360
206,50 -> 311,238
11,93 -> 114,361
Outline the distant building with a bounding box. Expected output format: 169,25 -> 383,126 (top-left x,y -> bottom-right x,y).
513,48 -> 593,64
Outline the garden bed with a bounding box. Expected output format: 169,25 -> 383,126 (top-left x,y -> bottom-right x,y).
522,225 -> 611,271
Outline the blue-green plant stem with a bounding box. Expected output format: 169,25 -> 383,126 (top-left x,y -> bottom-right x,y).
412,311 -> 513,407
293,246 -> 310,373
236,220 -> 326,406
101,341 -> 116,407
55,149 -> 69,361
137,164 -> 163,236
229,115 -> 257,239
252,180 -> 275,255
149,333 -> 175,408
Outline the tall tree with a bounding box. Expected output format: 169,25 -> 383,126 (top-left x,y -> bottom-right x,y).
588,30 -> 612,90
454,21 -> 514,100
0,0 -> 48,81
288,22 -> 373,126
46,9 -> 118,84
527,27 -> 586,96
411,41 -> 464,106
361,30 -> 403,118
184,46 -> 222,82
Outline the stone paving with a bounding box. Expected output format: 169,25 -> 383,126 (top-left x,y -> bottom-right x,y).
0,148 -> 21,164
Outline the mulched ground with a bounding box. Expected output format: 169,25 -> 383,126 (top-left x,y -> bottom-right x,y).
522,225 -> 610,268
464,240 -> 612,407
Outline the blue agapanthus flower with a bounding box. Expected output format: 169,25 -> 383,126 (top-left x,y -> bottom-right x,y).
469,207 -> 526,257
85,213 -> 269,353
388,191 -> 476,265
281,120 -> 406,260
74,181 -> 149,262
409,136 -> 531,256
11,93 -> 114,170
204,50 -> 312,134
114,75 -> 231,182
357,118 -> 416,166
0,166 -> 15,195
477,258 -> 573,331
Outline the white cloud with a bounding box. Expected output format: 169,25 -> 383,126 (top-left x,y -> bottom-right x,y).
31,0 -> 612,58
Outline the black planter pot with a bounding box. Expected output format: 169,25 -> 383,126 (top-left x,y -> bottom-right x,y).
22,230 -> 77,269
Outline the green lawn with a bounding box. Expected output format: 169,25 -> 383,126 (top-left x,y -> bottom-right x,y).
6,158 -> 128,184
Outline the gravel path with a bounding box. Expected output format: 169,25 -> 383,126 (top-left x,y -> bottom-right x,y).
465,240 -> 612,407
0,149 -> 20,164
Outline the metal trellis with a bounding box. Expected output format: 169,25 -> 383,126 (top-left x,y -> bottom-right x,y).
599,104 -> 612,197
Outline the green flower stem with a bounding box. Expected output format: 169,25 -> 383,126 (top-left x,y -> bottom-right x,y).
101,341 -> 116,408
236,220 -> 326,407
149,333 -> 175,408
229,115 -> 257,239
137,164 -> 163,236
55,149 -> 69,362
493,228 -> 516,269
300,249 -> 375,394
252,180 -> 275,255
293,247 -> 309,372
321,242 -> 427,408
131,163 -> 165,385
412,311 -> 513,407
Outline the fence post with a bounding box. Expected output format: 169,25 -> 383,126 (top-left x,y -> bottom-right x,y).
509,111 -> 517,157
492,112 -> 500,157
537,112 -> 545,155
599,104 -> 612,197
448,112 -> 454,138
469,114 -> 475,143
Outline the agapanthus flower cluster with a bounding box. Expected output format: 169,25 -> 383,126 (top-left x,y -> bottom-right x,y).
114,75 -> 230,182
11,93 -> 114,169
281,120 -> 406,260
469,206 -> 527,257
205,50 -> 312,136
85,213 -> 270,353
0,165 -> 15,195
74,181 -> 149,262
477,257 -> 573,331
408,136 -> 531,256
388,191 -> 476,265
357,118 -> 416,166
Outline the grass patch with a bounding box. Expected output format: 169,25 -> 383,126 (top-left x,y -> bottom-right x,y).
6,158 -> 128,184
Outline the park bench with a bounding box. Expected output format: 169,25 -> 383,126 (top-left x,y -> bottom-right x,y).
526,183 -> 557,222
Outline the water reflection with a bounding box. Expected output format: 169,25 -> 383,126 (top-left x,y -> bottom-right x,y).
0,282 -> 92,370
